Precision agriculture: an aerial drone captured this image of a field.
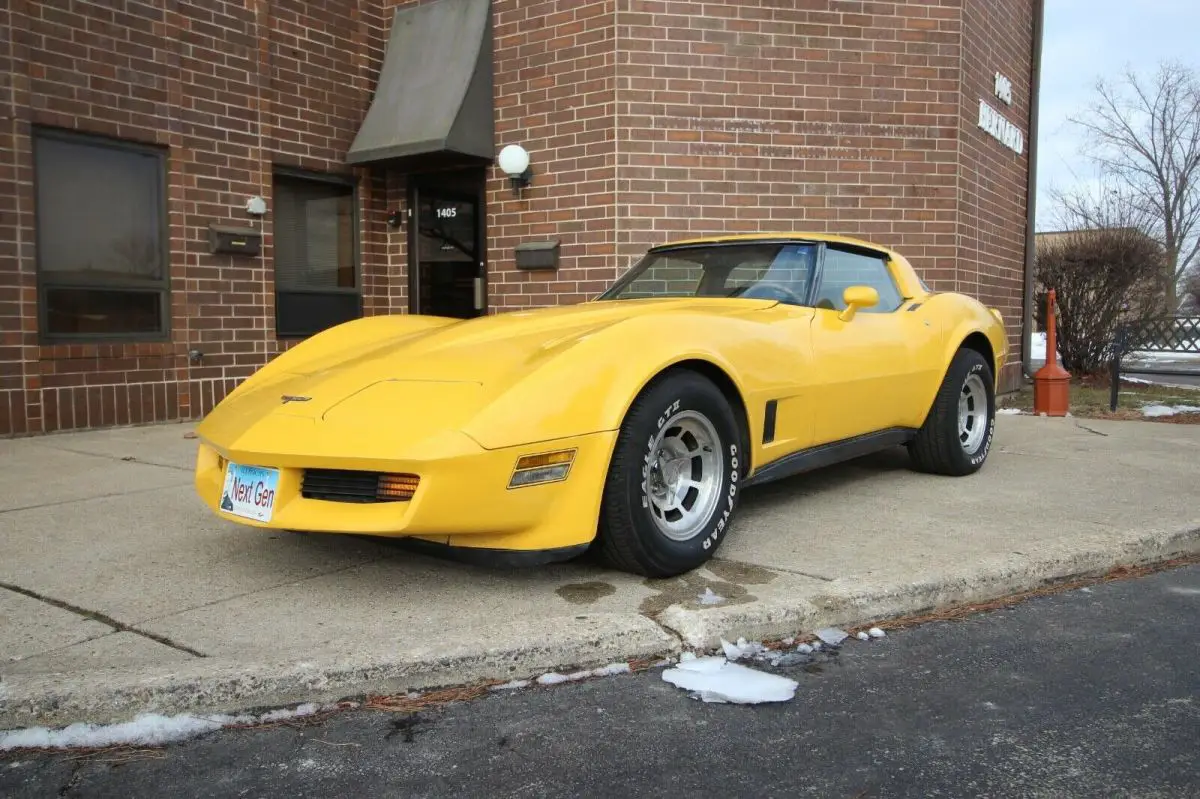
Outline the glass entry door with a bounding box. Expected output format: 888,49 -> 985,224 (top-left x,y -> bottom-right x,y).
409,170 -> 486,318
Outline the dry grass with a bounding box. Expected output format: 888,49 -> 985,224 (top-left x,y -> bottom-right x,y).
1000,376 -> 1200,423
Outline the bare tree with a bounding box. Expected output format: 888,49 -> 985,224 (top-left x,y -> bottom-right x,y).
1067,61 -> 1200,312
1183,267 -> 1200,313
1036,226 -> 1164,374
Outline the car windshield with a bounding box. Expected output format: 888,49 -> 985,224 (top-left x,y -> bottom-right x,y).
597,242 -> 818,305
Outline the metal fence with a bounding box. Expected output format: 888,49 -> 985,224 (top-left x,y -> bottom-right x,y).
1109,315 -> 1200,410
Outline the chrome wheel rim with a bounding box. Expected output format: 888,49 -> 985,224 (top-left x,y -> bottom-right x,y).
644,410 -> 723,542
958,373 -> 988,452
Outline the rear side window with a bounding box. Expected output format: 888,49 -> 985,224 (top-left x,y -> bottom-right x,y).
813,246 -> 904,312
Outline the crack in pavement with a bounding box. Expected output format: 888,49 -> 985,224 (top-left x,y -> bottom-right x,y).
0,582 -> 207,659
130,556 -> 386,627
30,443 -> 193,473
0,482 -> 192,515
1074,421 -> 1111,437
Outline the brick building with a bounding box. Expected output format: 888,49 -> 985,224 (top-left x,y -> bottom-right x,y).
0,0 -> 1040,436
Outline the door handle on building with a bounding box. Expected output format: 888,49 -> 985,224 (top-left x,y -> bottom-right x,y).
474,276 -> 484,310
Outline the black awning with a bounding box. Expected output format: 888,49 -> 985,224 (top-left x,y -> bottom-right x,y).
346,0 -> 494,168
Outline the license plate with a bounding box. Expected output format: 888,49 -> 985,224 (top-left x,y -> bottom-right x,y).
219,462 -> 279,522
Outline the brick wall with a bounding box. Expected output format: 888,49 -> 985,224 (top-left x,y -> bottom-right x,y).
486,0 -> 619,310
959,0 -> 1034,390
613,1 -> 964,282
0,0 -> 1034,436
0,0 -> 396,435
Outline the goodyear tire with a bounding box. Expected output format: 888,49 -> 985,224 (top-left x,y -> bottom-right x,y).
596,370 -> 743,577
908,347 -> 995,476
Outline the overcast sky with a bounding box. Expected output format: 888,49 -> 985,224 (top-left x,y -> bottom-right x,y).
1035,0 -> 1198,229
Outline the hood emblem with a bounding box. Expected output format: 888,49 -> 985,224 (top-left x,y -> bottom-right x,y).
280,395 -> 312,404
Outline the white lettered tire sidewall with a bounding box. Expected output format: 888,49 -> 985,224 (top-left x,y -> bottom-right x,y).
618,372 -> 742,573
963,358 -> 995,469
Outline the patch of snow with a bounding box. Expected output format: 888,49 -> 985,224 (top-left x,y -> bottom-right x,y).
661,656 -> 799,704
589,662 -> 633,677
489,680 -> 531,691
256,703 -> 321,724
698,587 -> 725,605
796,643 -> 814,654
868,627 -> 886,638
997,408 -> 1024,415
679,651 -> 698,663
781,637 -> 795,646
535,662 -> 631,686
0,702 -> 341,752
855,631 -> 870,641
1,714 -> 225,752
1030,332 -> 1051,361
815,627 -> 849,646
1142,403 -> 1200,417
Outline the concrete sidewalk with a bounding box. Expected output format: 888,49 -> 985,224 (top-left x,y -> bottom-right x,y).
2,415 -> 1198,728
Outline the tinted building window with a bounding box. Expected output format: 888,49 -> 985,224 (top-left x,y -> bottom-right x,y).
34,130 -> 168,339
273,173 -> 361,337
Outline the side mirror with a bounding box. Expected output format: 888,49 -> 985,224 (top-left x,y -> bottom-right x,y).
838,285 -> 879,322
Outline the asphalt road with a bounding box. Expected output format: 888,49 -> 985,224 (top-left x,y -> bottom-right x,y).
4,564 -> 1198,798
1125,369 -> 1200,388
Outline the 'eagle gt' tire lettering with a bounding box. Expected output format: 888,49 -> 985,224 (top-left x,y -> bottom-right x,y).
597,370 -> 741,577
908,347 -> 995,476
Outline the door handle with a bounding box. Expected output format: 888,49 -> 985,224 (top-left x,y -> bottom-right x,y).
474,276 -> 484,310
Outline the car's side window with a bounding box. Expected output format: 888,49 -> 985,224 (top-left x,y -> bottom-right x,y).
813,246 -> 904,313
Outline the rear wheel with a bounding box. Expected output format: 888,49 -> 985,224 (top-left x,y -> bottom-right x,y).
908,348 -> 995,476
596,370 -> 743,577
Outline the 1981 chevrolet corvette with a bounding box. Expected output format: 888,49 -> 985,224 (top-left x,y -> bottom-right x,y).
195,233 -> 1008,577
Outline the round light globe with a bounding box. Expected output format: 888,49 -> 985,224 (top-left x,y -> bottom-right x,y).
498,144 -> 530,176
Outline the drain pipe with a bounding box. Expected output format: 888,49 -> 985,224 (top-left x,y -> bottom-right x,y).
1021,0 -> 1046,381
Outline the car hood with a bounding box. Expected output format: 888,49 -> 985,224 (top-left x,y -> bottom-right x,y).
198,298 -> 775,457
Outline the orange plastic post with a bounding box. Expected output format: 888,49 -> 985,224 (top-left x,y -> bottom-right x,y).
1033,289 -> 1071,416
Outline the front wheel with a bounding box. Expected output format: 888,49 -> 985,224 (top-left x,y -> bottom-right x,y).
596,370 -> 744,577
908,348 -> 996,476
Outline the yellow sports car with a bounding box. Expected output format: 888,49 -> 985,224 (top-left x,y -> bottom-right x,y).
195,233 -> 1007,577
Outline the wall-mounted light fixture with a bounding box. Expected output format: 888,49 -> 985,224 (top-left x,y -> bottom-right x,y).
498,144 -> 533,198
245,196 -> 267,216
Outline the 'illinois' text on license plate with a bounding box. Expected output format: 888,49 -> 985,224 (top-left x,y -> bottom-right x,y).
219,462 -> 279,522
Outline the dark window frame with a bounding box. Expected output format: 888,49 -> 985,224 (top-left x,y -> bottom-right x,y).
811,242 -> 906,314
271,166 -> 363,339
32,126 -> 172,343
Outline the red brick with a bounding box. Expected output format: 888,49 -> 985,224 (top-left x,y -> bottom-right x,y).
1,0 -> 1033,436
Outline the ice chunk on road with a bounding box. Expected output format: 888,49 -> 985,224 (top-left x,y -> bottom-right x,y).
698,587 -> 725,605
856,631 -> 870,641
815,627 -> 849,646
796,643 -> 814,654
720,637 -> 766,661
661,657 -> 799,704
868,627 -> 886,638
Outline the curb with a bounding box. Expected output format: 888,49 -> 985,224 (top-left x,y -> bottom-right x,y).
659,524 -> 1200,650
0,613 -> 678,730
2,524 -> 1197,732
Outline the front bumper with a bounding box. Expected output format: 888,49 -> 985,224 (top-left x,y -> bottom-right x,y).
195,429 -> 618,553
